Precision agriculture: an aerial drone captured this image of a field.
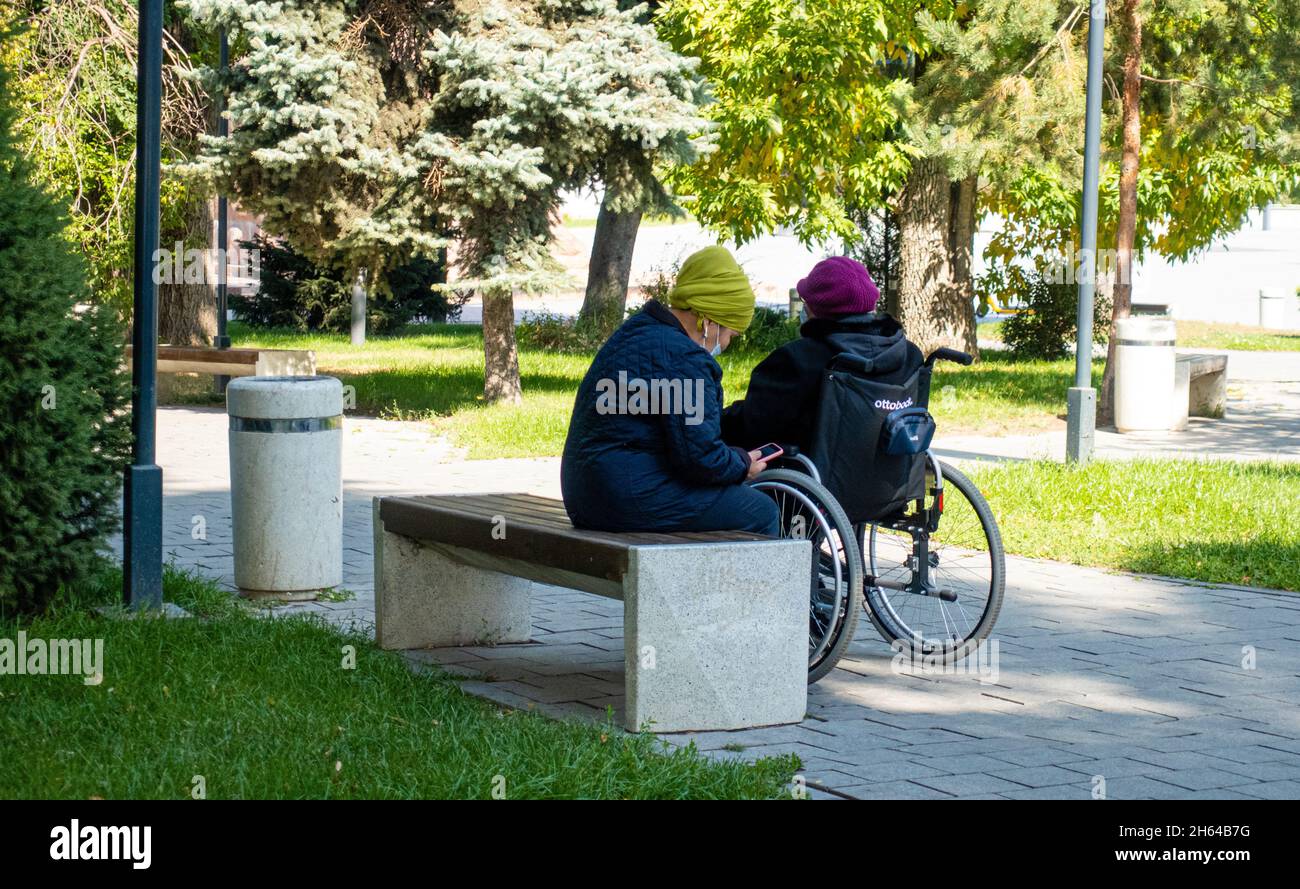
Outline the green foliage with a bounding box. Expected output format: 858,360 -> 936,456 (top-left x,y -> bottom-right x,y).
414,0 -> 709,296
0,50 -> 132,615
233,234 -> 459,334
9,1 -> 211,315
515,311 -> 615,354
182,0 -> 447,280
657,0 -> 952,245
186,0 -> 707,296
733,305 -> 799,354
972,0 -> 1300,282
998,270 -> 1111,361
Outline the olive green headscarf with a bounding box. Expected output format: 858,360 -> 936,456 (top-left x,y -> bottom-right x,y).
667,246 -> 755,333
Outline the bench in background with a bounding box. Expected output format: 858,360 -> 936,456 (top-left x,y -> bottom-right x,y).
1173,352 -> 1228,430
373,493 -> 811,733
124,345 -> 315,378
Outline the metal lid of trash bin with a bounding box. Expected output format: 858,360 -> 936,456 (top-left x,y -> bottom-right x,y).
1114,317 -> 1175,348
226,375 -> 344,421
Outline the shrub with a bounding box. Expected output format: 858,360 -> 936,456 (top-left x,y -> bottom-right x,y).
0,53 -> 132,615
516,310 -> 624,353
998,270 -> 1111,361
733,305 -> 799,354
233,234 -> 463,333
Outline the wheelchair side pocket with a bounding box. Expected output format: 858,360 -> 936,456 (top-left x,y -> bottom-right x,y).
882,407 -> 936,456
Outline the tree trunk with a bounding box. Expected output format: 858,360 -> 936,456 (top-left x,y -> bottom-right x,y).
578,196 -> 643,337
157,19 -> 216,348
482,288 -> 522,403
1099,0 -> 1142,426
158,197 -> 216,347
895,159 -> 979,358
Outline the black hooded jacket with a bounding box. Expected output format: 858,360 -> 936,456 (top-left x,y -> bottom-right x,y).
721,312 -> 924,451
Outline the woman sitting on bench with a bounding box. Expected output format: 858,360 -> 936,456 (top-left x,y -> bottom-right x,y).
721,256 -> 922,450
561,246 -> 780,536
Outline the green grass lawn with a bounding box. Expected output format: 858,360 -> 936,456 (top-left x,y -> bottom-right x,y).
1173,319 -> 1300,352
201,322 -> 1096,458
980,318 -> 1300,352
966,458 -> 1300,591
0,565 -> 797,799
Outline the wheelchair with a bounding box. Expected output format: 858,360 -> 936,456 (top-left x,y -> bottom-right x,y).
747,347 -> 1006,682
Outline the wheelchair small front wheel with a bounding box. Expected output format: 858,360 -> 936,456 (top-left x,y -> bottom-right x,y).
749,468 -> 863,683
861,459 -> 1004,664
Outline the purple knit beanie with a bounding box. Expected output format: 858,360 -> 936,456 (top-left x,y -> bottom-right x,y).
796,256 -> 880,317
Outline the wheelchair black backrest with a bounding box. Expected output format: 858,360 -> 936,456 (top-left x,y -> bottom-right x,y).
805,351 -> 929,524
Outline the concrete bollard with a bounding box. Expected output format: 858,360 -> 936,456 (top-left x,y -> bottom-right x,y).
227,376 -> 343,601
1114,317 -> 1176,433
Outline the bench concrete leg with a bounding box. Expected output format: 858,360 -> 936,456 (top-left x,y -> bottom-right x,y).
373,502 -> 531,650
623,540 -> 810,733
1189,369 -> 1227,418
1171,361 -> 1191,431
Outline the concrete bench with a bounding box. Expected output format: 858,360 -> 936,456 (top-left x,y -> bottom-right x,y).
1173,352 -> 1228,430
372,493 -> 810,733
124,345 -> 315,378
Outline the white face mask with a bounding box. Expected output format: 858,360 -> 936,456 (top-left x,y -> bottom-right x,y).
705,321 -> 725,357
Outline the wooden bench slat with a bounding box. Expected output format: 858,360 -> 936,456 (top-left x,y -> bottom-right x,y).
391,496 -> 742,549
379,494 -> 765,583
125,345 -> 259,364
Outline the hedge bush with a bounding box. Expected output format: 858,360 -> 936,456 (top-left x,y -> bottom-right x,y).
0,52 -> 131,615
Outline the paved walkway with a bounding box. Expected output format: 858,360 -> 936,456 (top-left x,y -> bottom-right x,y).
108,403 -> 1300,800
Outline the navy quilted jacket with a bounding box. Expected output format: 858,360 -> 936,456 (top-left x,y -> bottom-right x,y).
561,301 -> 751,531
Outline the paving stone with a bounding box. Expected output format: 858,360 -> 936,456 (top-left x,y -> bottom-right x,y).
1234,780 -> 1300,799
1141,768 -> 1258,792
1201,744 -> 1300,765
1213,759 -> 1300,783
998,785 -> 1095,800
1060,757 -> 1176,780
990,765 -> 1093,788
833,780 -> 956,800
912,773 -> 1027,796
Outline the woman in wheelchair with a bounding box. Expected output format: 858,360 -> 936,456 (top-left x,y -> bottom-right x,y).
722,256 -> 1004,682
720,256 -> 922,452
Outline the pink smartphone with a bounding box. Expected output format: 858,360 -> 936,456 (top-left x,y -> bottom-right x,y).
754,443 -> 784,462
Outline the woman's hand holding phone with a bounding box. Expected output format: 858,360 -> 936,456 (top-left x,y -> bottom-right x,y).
745,443 -> 784,479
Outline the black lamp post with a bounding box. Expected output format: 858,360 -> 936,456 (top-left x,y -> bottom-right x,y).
1066,0 -> 1106,464
123,0 -> 164,609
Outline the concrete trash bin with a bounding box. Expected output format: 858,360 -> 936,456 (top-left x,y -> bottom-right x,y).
227,376 -> 343,600
1114,317 -> 1176,433
1259,288 -> 1289,330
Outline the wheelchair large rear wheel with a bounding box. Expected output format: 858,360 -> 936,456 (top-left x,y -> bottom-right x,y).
748,468 -> 863,683
860,459 -> 1004,664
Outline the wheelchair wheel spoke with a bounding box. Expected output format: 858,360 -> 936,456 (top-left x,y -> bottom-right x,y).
864,460 -> 1004,661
